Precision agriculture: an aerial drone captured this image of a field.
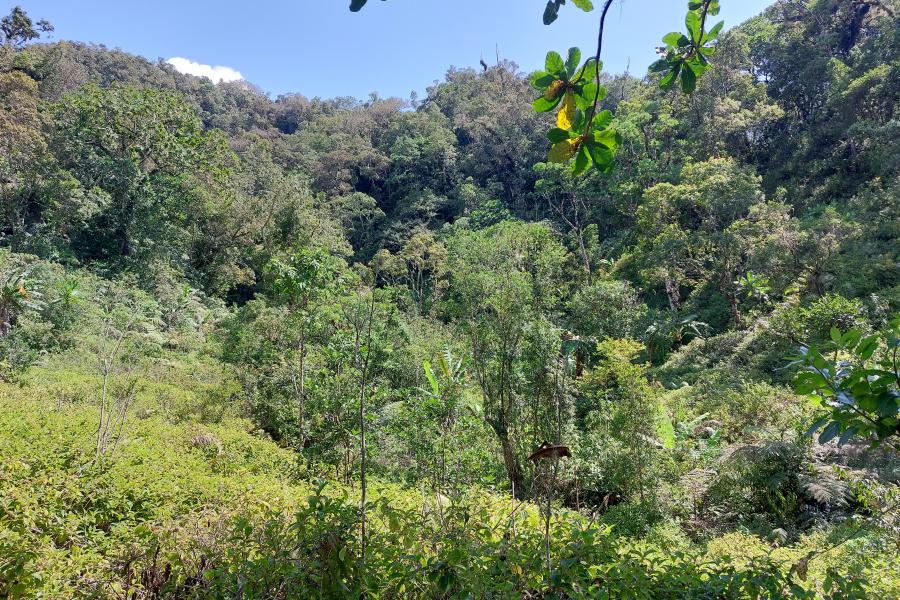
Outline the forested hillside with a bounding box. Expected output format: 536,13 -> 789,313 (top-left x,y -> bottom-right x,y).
0,1 -> 898,597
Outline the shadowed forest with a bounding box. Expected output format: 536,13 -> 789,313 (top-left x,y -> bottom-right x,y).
0,0 -> 898,597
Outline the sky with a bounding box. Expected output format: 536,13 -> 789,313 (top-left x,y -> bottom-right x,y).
16,0 -> 772,100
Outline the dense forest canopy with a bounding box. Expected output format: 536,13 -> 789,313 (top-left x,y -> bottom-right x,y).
0,1 -> 898,598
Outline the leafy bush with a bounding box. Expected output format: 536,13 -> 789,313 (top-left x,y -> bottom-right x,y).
772,294 -> 869,345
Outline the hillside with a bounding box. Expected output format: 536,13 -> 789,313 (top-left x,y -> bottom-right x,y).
1,0 -> 898,597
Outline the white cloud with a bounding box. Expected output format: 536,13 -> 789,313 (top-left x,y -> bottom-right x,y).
166,57 -> 243,83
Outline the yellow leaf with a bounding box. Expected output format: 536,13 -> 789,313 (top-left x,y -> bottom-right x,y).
543,79 -> 565,101
548,138 -> 580,163
556,89 -> 576,130
17,284 -> 27,297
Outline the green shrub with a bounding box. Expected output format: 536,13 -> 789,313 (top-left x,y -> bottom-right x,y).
771,294 -> 869,345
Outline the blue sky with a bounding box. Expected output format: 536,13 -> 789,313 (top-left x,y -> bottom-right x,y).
17,0 -> 772,100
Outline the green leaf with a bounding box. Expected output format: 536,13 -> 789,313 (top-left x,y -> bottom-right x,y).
575,83 -> 597,110
648,59 -> 670,73
593,128 -> 618,150
660,62 -> 681,89
533,95 -> 563,113
547,128 -> 571,143
423,361 -> 439,396
545,51 -> 565,77
530,71 -> 555,90
572,143 -> 591,176
685,10 -> 702,44
843,329 -> 862,348
818,421 -> 841,444
662,32 -> 683,47
703,20 -> 724,43
571,0 -> 594,11
830,326 -> 843,344
680,66 -> 697,93
593,109 -> 613,129
804,416 -> 829,438
837,425 -> 859,446
795,371 -> 828,395
577,58 -> 601,82
543,0 -> 562,25
876,393 -> 899,418
565,47 -> 582,78
586,140 -> 615,171
857,336 -> 878,360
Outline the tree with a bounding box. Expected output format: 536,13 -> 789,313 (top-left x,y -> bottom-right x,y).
267,248 -> 341,448
374,228 -> 448,316
0,267 -> 35,338
634,157 -> 766,326
0,71 -> 48,236
0,6 -> 52,49
48,84 -> 236,287
567,278 -> 647,342
533,162 -> 596,281
447,221 -> 569,496
576,339 -> 672,505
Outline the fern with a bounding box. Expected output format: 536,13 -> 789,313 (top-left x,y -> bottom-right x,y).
800,466 -> 850,508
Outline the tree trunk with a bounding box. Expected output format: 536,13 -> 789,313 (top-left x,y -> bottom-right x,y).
665,278 -> 681,310
0,306 -> 11,337
491,421 -> 525,499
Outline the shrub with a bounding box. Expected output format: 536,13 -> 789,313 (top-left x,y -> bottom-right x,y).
772,294 -> 868,345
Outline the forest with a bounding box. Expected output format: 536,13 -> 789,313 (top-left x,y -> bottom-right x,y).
0,0 -> 898,597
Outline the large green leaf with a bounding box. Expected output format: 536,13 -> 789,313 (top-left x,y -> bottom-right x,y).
547,128 -> 572,143
572,143 -> 591,176
660,62 -> 681,89
586,141 -> 615,172
662,32 -> 683,47
593,127 -> 618,150
577,58 -> 601,83
530,71 -> 556,90
423,360 -> 439,396
565,47 -> 582,78
681,63 -> 697,92
545,51 -> 565,77
703,20 -> 724,43
575,83 -> 597,110
533,95 -> 564,113
648,59 -> 670,73
593,109 -> 613,130
685,10 -> 702,43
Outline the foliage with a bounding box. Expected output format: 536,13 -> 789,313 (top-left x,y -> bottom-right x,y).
1,1 -> 899,596
575,339 -> 674,508
649,0 -> 724,93
793,318 -> 900,449
0,6 -> 52,49
1,391 -> 892,598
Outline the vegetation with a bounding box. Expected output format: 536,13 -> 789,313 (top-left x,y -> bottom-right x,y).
0,1 -> 898,598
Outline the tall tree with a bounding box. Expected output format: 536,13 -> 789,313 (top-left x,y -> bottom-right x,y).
447,221 -> 568,496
